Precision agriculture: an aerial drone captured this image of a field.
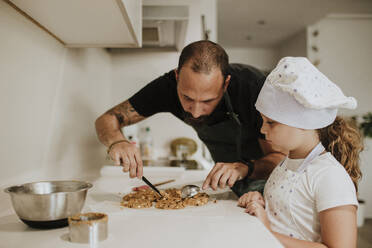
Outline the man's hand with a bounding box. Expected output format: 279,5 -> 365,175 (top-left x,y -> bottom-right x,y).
108,141 -> 143,179
95,100 -> 146,178
202,162 -> 249,190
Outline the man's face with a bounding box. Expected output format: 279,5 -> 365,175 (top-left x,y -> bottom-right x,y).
176,62 -> 230,126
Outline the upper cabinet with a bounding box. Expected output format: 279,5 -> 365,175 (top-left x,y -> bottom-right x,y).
6,0 -> 142,47
142,5 -> 188,51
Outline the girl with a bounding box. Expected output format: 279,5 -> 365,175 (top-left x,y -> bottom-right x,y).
238,57 -> 363,248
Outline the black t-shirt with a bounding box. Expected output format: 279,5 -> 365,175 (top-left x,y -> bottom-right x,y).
129,63 -> 266,162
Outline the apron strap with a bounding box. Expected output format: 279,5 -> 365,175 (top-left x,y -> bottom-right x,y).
297,142 -> 325,173
223,92 -> 242,160
224,92 -> 241,126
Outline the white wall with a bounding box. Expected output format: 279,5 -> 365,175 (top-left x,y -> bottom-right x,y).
277,29 -> 307,59
200,0 -> 218,42
0,1 -> 112,189
225,47 -> 279,72
225,31 -> 307,75
307,16 -> 372,217
42,48 -> 112,179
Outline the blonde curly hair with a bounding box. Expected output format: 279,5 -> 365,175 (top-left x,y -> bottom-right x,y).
317,116 -> 364,191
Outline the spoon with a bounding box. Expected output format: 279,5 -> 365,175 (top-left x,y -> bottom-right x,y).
181,185 -> 201,198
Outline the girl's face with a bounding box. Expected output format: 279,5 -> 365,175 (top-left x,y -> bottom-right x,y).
260,113 -> 305,152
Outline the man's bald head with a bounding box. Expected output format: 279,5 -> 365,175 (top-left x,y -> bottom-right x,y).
177,40 -> 229,79
175,41 -> 231,125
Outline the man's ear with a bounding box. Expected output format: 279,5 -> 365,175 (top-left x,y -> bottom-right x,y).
223,75 -> 231,91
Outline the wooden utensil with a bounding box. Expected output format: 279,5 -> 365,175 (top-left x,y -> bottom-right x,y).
132,179 -> 175,191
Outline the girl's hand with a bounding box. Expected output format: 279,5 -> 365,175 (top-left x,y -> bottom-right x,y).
245,201 -> 271,230
238,191 -> 265,208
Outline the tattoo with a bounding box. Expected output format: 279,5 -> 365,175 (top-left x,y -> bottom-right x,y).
114,113 -> 125,125
106,101 -> 144,127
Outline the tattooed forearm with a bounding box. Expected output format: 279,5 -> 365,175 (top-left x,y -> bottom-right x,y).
95,100 -> 146,147
105,101 -> 144,127
106,110 -> 127,126
114,113 -> 125,125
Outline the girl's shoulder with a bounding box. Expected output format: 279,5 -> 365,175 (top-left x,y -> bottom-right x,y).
306,152 -> 352,187
307,152 -> 345,176
305,153 -> 357,212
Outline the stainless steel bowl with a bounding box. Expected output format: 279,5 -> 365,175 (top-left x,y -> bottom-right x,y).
4,180 -> 92,229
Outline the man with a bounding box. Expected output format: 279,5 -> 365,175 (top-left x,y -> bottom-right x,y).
95,40 -> 286,196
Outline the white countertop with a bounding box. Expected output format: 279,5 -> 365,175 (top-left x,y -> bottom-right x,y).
0,167 -> 283,248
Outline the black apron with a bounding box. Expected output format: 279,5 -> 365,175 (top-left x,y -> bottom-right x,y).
192,92 -> 266,196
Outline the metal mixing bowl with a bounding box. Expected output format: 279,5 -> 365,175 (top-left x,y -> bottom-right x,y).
4,180 -> 92,229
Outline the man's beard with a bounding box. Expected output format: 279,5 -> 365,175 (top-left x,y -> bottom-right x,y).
182,111 -> 209,127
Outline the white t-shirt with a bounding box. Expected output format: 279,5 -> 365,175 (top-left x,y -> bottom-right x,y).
264,152 -> 358,242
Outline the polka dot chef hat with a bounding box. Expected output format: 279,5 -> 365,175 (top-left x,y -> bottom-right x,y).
255,57 -> 357,129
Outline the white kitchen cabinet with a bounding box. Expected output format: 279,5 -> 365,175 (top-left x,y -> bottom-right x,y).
6,0 -> 142,47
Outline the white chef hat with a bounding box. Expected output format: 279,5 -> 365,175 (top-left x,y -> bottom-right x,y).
255,57 -> 357,129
